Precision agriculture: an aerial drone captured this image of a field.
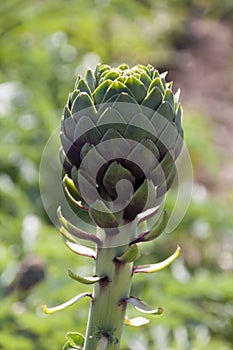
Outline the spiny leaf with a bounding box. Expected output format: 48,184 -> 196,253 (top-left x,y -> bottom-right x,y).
102,70 -> 120,81
142,86 -> 163,118
125,137 -> 159,176
164,88 -> 175,109
139,71 -> 152,89
69,90 -> 79,107
148,77 -> 165,94
174,88 -> 181,106
93,79 -> 113,105
175,103 -> 183,130
71,92 -> 97,118
63,105 -> 73,121
134,245 -> 181,274
124,76 -> 147,103
156,100 -> 174,122
112,92 -> 141,122
76,77 -> 92,96
118,63 -> 129,70
85,68 -> 96,92
102,80 -> 130,103
160,71 -> 168,87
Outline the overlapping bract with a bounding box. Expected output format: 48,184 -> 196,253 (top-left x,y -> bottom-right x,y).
60,64 -> 183,228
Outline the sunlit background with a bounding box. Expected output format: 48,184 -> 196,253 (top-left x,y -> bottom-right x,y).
0,1 -> 233,349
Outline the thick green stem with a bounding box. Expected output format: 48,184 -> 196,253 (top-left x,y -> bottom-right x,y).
84,243 -> 134,350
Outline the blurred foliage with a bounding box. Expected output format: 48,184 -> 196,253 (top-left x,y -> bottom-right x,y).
0,1 -> 233,349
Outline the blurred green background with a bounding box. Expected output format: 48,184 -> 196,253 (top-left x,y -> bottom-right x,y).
0,1 -> 233,349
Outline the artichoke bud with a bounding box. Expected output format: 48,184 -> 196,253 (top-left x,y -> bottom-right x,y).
60,64 -> 183,229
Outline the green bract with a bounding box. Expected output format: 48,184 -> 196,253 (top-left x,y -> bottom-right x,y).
60,64 -> 183,228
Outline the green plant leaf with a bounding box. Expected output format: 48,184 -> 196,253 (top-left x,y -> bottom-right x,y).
132,210 -> 168,244
85,68 -> 96,92
63,105 -> 73,121
103,80 -> 131,103
66,332 -> 85,349
126,297 -> 163,315
61,235 -> 96,259
71,92 -> 97,118
116,244 -> 140,263
57,207 -> 102,245
148,77 -> 165,94
102,161 -> 135,198
156,100 -> 174,122
68,269 -> 106,284
142,86 -> 163,116
124,316 -> 149,327
76,77 -> 92,96
89,200 -> 119,228
164,88 -> 175,109
93,79 -> 113,105
124,180 -> 157,221
62,341 -> 76,350
134,245 -> 181,273
43,292 -> 92,314
63,175 -> 89,210
124,76 -> 147,103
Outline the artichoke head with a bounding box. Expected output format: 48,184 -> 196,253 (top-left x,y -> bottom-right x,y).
60,64 -> 183,229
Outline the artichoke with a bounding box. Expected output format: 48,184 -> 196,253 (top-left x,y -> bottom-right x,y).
60,63 -> 183,229
44,64 -> 184,349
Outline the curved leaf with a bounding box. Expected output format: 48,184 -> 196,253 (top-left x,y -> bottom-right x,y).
72,92 -> 97,119
68,269 -> 106,284
63,175 -> 89,210
134,245 -> 181,274
85,68 -> 96,92
124,76 -> 147,103
132,210 -> 168,244
102,80 -> 129,103
148,77 -> 164,94
66,332 -> 85,349
60,226 -> 78,244
89,200 -> 119,229
126,296 -> 163,315
61,235 -> 96,259
43,292 -> 92,314
57,207 -> 102,245
116,244 -> 139,263
76,77 -> 92,96
141,86 -> 163,116
93,79 -> 113,105
124,316 -> 149,327
102,161 -> 135,199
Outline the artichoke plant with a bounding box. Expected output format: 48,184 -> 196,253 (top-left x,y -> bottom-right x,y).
43,64 -> 183,350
